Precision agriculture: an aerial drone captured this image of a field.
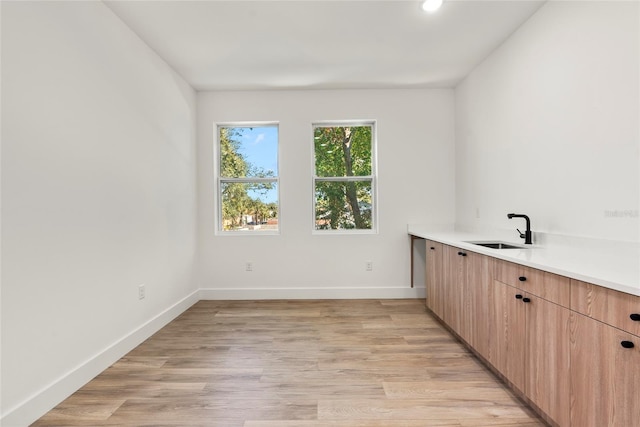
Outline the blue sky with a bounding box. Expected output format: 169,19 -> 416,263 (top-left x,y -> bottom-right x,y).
238,126 -> 278,204
239,126 -> 278,175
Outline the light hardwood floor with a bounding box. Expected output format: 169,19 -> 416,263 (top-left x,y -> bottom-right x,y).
33,299 -> 546,426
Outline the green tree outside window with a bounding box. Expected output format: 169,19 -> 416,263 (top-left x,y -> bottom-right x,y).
313,124 -> 375,231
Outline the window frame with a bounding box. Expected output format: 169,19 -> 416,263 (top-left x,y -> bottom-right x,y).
215,121 -> 280,236
311,120 -> 378,235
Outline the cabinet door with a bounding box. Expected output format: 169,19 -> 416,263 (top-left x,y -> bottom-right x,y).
467,252 -> 493,359
442,245 -> 456,331
443,245 -> 466,338
490,279 -> 526,392
570,312 -> 640,427
525,295 -> 570,427
425,241 -> 443,318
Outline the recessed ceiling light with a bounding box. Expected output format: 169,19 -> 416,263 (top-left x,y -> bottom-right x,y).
422,0 -> 443,13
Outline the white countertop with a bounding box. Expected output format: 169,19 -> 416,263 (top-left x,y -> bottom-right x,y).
408,225 -> 640,297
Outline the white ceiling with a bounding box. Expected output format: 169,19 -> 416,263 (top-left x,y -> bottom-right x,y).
105,0 -> 545,91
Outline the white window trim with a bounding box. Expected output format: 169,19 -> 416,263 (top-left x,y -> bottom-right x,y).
311,120 -> 378,235
214,121 -> 281,236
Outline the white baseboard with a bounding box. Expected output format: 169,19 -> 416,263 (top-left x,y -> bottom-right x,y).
199,286 -> 426,300
1,290 -> 200,427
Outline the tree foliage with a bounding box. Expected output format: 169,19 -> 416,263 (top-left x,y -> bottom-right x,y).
314,126 -> 373,230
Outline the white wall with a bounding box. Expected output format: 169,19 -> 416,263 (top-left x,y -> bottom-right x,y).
1,2 -> 198,424
197,89 -> 455,298
455,1 -> 639,242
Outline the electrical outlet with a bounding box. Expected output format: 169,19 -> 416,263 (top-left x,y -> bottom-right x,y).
138,284 -> 145,300
366,261 -> 373,271
245,262 -> 253,272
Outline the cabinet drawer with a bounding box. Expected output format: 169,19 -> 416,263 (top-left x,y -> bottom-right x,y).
571,279 -> 640,336
494,259 -> 570,307
494,258 -> 520,287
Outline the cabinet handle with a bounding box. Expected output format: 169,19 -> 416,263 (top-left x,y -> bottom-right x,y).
630,313 -> 640,321
430,247 -> 435,250
621,341 -> 635,349
522,297 -> 531,303
457,252 -> 467,257
515,294 -> 523,299
518,276 -> 527,282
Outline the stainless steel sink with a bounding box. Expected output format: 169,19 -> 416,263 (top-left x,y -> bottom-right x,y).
466,241 -> 526,249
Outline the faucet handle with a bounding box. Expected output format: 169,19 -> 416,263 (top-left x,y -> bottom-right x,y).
516,228 -> 526,239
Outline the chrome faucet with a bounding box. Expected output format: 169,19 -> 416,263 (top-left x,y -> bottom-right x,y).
507,213 -> 532,244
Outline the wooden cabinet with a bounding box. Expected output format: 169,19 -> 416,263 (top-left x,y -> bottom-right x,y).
426,244 -> 493,360
492,259 -> 571,427
442,245 -> 466,338
425,240 -> 444,319
495,259 -> 570,307
570,312 -> 640,427
423,243 -> 638,427
490,279 -> 526,390
466,251 -> 493,359
441,246 -> 494,351
571,279 -> 640,336
526,293 -> 571,427
570,280 -> 640,427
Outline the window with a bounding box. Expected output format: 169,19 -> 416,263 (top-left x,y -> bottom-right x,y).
217,124 -> 279,233
313,122 -> 376,232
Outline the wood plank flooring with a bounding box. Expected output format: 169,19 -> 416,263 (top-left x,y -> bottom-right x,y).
32,299 -> 546,426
